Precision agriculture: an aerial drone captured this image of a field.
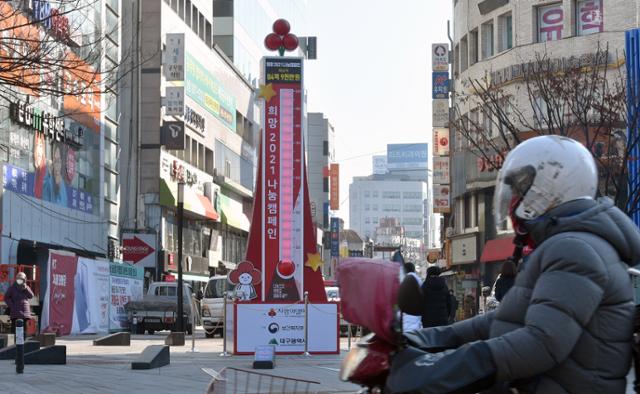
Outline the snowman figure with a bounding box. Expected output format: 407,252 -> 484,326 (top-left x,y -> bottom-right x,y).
229,261 -> 261,301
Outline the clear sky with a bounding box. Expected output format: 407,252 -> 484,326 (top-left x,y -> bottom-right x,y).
303,0 -> 452,227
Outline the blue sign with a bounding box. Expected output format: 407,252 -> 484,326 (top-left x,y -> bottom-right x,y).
432,72 -> 450,99
626,29 -> 640,227
330,218 -> 340,258
3,164 -> 94,214
387,143 -> 429,169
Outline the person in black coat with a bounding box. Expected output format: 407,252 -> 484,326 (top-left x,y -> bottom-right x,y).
494,260 -> 516,302
421,266 -> 451,327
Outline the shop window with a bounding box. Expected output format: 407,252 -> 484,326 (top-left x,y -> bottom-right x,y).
576,0 -> 603,36
537,3 -> 564,42
460,35 -> 468,72
323,177 -> 329,193
469,29 -> 478,65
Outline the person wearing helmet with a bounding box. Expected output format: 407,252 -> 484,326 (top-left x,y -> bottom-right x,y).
386,136 -> 640,393
4,272 -> 34,342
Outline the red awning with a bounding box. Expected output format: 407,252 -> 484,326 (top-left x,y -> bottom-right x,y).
197,194 -> 220,221
480,237 -> 515,263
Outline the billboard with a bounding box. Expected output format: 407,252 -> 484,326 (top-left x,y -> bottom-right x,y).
433,99 -> 449,128
261,57 -> 305,302
432,72 -> 450,99
185,52 -> 236,131
432,43 -> 449,72
330,164 -> 340,210
433,184 -> 451,214
433,128 -> 450,156
372,155 -> 387,174
433,157 -> 450,185
387,143 -> 429,170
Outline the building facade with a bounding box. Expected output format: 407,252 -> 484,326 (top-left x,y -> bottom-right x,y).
448,0 -> 636,299
0,0 -> 122,322
119,0 -> 259,284
307,113 -> 336,230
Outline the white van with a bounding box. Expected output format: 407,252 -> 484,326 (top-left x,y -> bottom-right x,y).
201,275 -> 233,338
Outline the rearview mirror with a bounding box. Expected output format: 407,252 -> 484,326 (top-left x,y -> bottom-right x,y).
397,275 -> 423,316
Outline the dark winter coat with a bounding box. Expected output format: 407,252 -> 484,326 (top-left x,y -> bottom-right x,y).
421,276 -> 451,327
5,282 -> 34,320
450,198 -> 639,393
494,275 -> 515,302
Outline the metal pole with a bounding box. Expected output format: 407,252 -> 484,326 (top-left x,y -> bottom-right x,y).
15,319 -> 24,374
303,291 -> 310,356
347,322 -> 352,350
219,291 -> 230,357
177,182 -> 185,333
190,300 -> 198,353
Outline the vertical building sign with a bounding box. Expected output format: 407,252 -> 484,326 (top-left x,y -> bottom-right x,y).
262,57 -> 304,302
577,1 -> 603,36
538,4 -> 564,42
330,163 -> 340,210
330,218 -> 340,258
165,33 -> 185,81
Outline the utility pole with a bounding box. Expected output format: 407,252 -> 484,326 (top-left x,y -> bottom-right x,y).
177,182 -> 185,333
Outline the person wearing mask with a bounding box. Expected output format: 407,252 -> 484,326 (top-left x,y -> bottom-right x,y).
386,136 -> 640,393
420,266 -> 451,328
402,262 -> 423,332
4,272 -> 34,342
448,290 -> 459,324
494,259 -> 517,302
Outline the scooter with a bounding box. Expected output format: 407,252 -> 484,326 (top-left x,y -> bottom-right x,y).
337,258 -> 426,393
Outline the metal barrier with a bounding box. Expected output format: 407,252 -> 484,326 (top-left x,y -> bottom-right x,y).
204,367 -> 320,394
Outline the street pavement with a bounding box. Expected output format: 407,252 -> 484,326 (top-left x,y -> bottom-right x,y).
0,329 -> 361,394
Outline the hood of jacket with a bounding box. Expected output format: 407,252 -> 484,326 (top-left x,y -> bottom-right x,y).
424,276 -> 448,290
523,197 -> 640,266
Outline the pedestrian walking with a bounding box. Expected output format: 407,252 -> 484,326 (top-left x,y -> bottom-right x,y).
388,136 -> 640,393
402,262 -> 423,332
420,266 -> 451,328
4,272 -> 34,342
494,259 -> 516,302
448,289 -> 458,324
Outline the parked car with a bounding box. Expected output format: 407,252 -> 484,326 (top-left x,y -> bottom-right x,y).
325,286 -> 358,337
124,282 -> 201,335
201,275 -> 233,338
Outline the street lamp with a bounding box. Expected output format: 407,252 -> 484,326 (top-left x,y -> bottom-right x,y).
177,182 -> 185,333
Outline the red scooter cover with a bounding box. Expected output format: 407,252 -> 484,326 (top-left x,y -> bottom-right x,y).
337,258 -> 400,344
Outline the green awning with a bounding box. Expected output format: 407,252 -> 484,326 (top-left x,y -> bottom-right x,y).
160,179 -> 219,220
219,194 -> 251,232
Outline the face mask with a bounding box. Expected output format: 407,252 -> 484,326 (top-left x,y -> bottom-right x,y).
16,279 -> 24,285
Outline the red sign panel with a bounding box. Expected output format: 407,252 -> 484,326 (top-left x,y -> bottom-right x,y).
330,164 -> 340,211
262,58 -> 305,302
122,236 -> 156,264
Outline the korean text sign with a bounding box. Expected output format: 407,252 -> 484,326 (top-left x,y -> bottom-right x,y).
262,57 -> 305,302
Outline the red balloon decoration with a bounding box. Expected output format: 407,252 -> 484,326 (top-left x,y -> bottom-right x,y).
273,19 -> 291,36
264,33 -> 282,51
282,34 -> 299,51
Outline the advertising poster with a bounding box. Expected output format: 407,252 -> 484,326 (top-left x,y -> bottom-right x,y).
261,57 -> 305,302
330,217 -> 340,258
72,258 -> 110,334
235,303 -> 338,354
41,251 -> 78,336
433,128 -> 450,156
577,0 -> 603,36
538,3 -> 564,42
434,185 -> 451,214
109,263 -> 144,331
432,43 -> 449,72
432,71 -> 450,99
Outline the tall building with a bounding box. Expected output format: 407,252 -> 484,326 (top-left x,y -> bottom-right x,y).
212,0 -> 309,84
307,113 -> 336,230
449,0 -> 633,296
350,175 -> 428,242
120,0 -> 259,282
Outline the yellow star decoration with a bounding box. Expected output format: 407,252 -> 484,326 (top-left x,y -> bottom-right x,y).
258,83 -> 277,102
305,253 -> 323,272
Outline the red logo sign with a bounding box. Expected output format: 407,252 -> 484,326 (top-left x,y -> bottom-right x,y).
122,236 -> 155,264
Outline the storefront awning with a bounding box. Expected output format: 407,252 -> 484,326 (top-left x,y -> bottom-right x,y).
219,194 -> 251,232
182,273 -> 211,282
160,179 -> 219,221
480,237 -> 515,263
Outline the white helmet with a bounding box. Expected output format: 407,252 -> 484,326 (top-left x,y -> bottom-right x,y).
494,136 -> 598,227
